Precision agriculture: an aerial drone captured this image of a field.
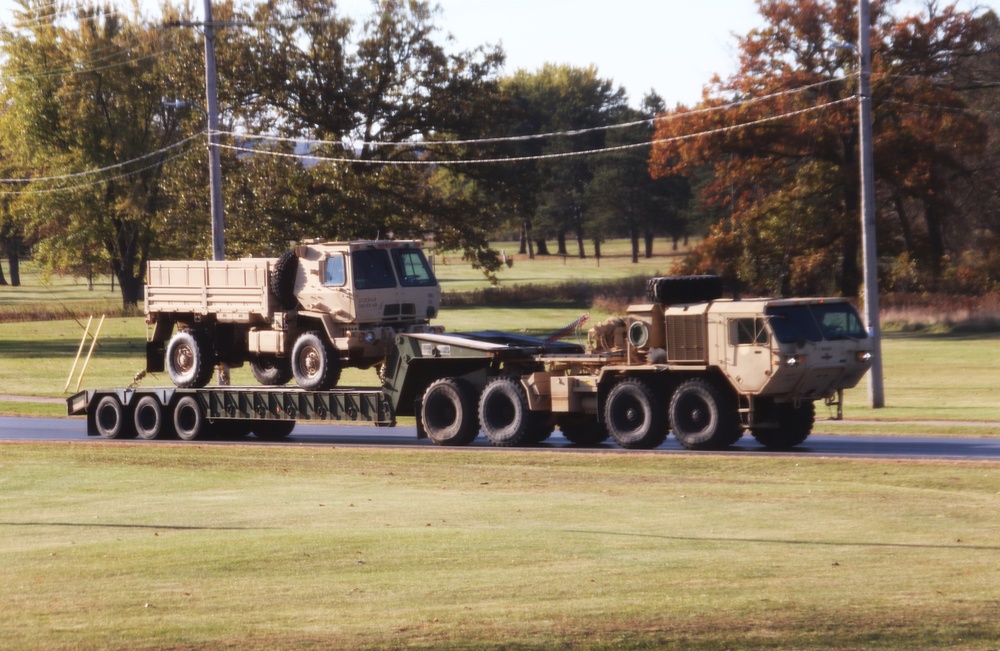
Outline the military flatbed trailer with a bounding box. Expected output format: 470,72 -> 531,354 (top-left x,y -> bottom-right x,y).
69,287 -> 873,450
68,385 -> 392,441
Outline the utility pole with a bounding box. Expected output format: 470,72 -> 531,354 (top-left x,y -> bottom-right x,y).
203,0 -> 225,263
859,0 -> 885,407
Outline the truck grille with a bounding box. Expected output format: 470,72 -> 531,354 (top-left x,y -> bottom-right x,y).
666,315 -> 707,362
383,303 -> 417,320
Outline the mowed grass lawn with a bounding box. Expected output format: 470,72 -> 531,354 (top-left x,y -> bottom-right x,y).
1,444 -> 998,650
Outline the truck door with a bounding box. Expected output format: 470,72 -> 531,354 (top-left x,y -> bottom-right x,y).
726,317 -> 771,393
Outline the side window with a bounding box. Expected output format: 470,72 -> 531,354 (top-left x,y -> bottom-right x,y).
391,248 -> 437,287
731,318 -> 769,346
352,249 -> 397,290
323,254 -> 346,287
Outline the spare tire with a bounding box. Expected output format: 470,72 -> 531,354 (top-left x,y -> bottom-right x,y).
270,251 -> 299,310
647,275 -> 725,305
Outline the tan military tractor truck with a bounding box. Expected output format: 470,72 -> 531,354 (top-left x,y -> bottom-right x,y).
386,275 -> 874,450
144,239 -> 440,390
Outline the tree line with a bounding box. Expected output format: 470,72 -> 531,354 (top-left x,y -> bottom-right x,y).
1,0 -> 997,306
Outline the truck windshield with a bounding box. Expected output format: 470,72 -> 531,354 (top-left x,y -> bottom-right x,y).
352,250 -> 397,290
391,248 -> 437,287
766,303 -> 867,344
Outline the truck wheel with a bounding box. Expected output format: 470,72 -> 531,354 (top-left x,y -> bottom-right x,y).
250,355 -> 293,386
291,331 -> 342,390
421,378 -> 479,446
526,416 -> 555,444
252,420 -> 296,440
556,414 -> 609,446
604,379 -> 667,449
173,395 -> 208,441
669,378 -> 740,450
167,330 -> 215,388
478,377 -> 538,447
94,395 -> 135,439
752,401 -> 815,449
214,420 -> 253,440
133,395 -> 167,440
271,251 -> 299,310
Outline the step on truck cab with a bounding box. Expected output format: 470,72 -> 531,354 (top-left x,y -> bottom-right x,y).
144,239 -> 440,391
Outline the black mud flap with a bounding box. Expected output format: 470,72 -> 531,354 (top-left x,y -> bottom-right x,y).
146,341 -> 165,373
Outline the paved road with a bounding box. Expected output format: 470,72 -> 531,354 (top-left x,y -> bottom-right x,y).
3,416 -> 1000,461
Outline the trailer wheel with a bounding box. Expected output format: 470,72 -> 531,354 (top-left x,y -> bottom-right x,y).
270,251 -> 300,310
751,401 -> 815,449
478,377 -> 538,447
173,396 -> 208,441
669,378 -> 740,450
133,395 -> 167,440
250,355 -> 293,386
252,420 -> 296,440
604,379 -> 667,449
421,378 -> 480,446
556,414 -> 609,446
94,395 -> 134,439
291,331 -> 341,390
167,330 -> 215,388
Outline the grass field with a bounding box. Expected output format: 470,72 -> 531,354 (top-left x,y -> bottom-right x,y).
2,244 -> 999,650
1,444 -> 998,650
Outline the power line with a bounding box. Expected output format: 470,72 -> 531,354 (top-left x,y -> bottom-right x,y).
215,99 -> 854,167
219,77 -> 852,151
0,147 -> 194,196
0,132 -> 204,184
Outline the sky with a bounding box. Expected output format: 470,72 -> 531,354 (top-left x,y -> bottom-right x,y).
0,0 -> 995,107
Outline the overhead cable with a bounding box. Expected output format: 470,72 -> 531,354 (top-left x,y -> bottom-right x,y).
219,77 -> 853,151
0,148 -> 193,196
0,132 -> 204,184
215,99 -> 855,166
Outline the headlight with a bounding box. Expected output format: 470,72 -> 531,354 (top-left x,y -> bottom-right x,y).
784,355 -> 806,368
855,351 -> 872,363
364,331 -> 376,344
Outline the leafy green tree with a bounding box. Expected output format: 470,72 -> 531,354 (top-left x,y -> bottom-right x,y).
232,0 -> 506,275
497,64 -> 629,258
0,0 -> 203,306
585,92 -> 691,263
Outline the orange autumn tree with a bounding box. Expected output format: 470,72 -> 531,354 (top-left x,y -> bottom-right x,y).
650,0 -> 992,297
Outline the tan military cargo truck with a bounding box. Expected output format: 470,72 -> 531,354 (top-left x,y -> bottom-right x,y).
144,239 -> 440,390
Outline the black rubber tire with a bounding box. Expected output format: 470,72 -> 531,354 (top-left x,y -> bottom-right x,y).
478,377 -> 538,447
604,379 -> 667,449
252,420 -> 296,440
752,401 -> 815,449
214,420 -> 254,440
250,355 -> 293,386
173,395 -> 207,441
133,395 -> 167,440
647,275 -> 725,305
525,416 -> 555,444
556,414 -> 609,446
94,395 -> 134,439
270,251 -> 300,310
420,378 -> 480,446
669,378 -> 740,450
166,330 -> 215,388
291,331 -> 341,390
